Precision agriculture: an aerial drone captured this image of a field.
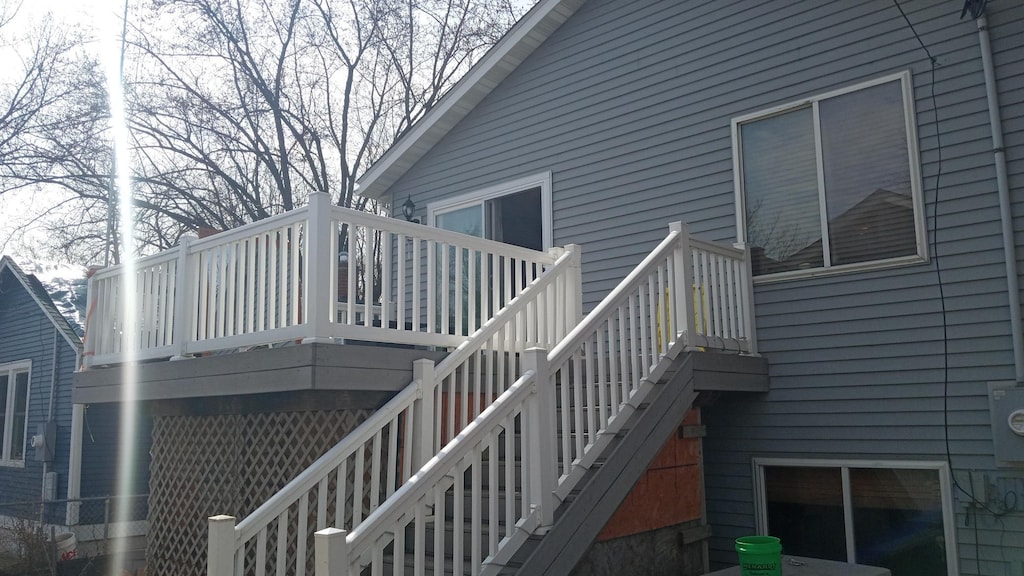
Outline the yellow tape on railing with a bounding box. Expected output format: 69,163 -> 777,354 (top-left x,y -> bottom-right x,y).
656,286 -> 708,353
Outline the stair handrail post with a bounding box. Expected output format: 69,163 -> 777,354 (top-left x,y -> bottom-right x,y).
565,244 -> 584,334
670,222 -> 695,347
314,527 -> 348,576
82,273 -> 97,369
171,235 -> 196,360
412,358 -> 437,470
207,514 -> 236,576
524,347 -> 556,531
734,240 -> 758,355
303,192 -> 334,344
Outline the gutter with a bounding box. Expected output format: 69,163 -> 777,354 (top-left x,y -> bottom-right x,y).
976,13 -> 1024,383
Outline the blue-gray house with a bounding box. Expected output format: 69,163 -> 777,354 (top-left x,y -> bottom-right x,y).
0,256 -> 151,545
353,0 -> 1024,574
74,1 -> 1024,575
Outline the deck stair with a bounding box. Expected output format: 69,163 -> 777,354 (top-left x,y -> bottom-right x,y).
207,222 -> 756,576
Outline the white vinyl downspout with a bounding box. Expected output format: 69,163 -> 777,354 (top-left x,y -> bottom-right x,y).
976,13 -> 1024,383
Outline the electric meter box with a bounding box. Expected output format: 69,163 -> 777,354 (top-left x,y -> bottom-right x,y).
988,382 -> 1024,467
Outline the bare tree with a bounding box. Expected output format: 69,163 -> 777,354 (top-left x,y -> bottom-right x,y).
0,0 -> 525,263
0,3 -> 114,261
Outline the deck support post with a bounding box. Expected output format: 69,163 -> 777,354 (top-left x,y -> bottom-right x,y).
524,347 -> 556,531
207,515 -> 236,576
412,358 -> 437,471
670,222 -> 695,348
734,241 -> 758,355
171,235 -> 196,360
315,528 -> 348,576
303,192 -> 334,344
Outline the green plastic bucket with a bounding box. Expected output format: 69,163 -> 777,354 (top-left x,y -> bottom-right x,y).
735,536 -> 781,576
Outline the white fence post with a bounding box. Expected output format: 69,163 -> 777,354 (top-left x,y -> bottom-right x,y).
303,192 -> 335,342
412,358 -> 437,470
303,192 -> 334,344
82,273 -> 97,369
734,241 -> 758,355
524,347 -> 556,531
670,222 -> 695,347
315,528 -> 348,576
171,235 -> 195,360
207,515 -> 236,576
565,244 -> 583,330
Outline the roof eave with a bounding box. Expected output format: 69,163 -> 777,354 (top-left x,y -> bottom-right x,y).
356,0 -> 586,201
0,256 -> 84,352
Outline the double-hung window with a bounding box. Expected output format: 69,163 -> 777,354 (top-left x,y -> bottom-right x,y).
733,72 -> 926,279
1,360 -> 31,466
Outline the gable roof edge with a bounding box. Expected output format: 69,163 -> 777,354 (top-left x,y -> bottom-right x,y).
355,0 -> 586,201
0,256 -> 84,353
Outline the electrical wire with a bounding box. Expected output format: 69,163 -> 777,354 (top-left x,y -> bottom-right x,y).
894,0 -> 1008,520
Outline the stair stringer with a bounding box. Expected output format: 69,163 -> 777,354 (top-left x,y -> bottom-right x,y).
498,351 -> 697,575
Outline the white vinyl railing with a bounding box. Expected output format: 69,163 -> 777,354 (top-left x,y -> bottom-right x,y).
83,193 -> 561,367
302,222 -> 757,576
206,247 -> 581,576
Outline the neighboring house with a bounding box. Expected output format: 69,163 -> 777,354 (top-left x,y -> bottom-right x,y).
76,1 -> 1024,576
0,256 -> 151,543
355,0 -> 1024,574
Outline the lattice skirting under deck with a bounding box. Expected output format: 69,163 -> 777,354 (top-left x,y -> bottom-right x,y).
146,407 -> 370,576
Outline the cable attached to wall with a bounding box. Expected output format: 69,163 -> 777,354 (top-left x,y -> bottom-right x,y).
893,0 -> 1008,518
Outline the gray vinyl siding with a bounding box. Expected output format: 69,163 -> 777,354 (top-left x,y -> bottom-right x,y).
0,269 -> 78,514
382,0 -> 1024,574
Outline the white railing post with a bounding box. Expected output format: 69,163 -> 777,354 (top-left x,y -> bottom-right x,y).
82,274 -> 97,369
524,347 -> 556,531
412,359 -> 437,470
171,236 -> 195,360
314,527 -> 348,576
734,241 -> 758,355
565,244 -> 583,330
670,222 -> 695,347
207,514 -> 236,576
303,192 -> 334,344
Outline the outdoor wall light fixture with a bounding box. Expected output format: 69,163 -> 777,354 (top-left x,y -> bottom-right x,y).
402,195 -> 420,223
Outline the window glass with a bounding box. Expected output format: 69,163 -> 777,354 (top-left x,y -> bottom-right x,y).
737,75 -> 921,277
764,466 -> 846,561
488,187 -> 543,251
0,374 -> 7,458
819,81 -> 916,266
741,107 -> 822,275
11,372 -> 28,461
436,204 -> 484,238
760,463 -> 951,575
850,468 -> 947,576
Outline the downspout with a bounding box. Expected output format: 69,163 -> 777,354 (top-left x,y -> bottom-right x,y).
976,13 -> 1024,383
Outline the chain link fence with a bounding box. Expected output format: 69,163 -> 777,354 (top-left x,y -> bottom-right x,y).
0,495 -> 148,576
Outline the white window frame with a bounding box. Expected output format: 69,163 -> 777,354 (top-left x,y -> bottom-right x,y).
752,457 -> 958,575
427,172 -> 553,250
732,71 -> 928,283
1,360 -> 32,467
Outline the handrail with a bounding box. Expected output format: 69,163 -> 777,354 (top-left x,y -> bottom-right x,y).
548,230 -> 681,368
213,243 -> 580,575
233,247 -> 576,542
233,380 -> 421,542
82,193 -> 566,367
347,369 -> 537,551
